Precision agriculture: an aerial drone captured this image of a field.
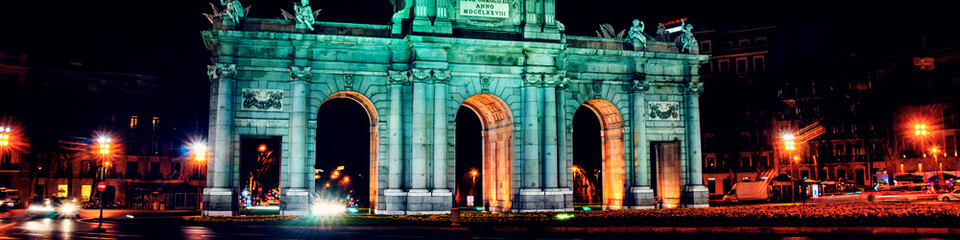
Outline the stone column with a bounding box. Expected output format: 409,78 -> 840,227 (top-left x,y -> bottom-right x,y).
282,66 -> 311,215
628,78 -> 654,208
410,68 -> 431,209
433,70 -> 451,193
555,79 -> 569,190
682,80 -> 708,207
542,74 -> 562,210
542,85 -> 558,189
520,73 -> 542,209
204,63 -> 237,216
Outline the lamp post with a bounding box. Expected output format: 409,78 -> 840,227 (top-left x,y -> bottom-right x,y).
191,142 -> 207,211
913,123 -> 940,191
93,135 -> 112,233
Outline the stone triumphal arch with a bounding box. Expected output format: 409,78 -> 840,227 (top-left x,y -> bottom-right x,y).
201,0 -> 709,216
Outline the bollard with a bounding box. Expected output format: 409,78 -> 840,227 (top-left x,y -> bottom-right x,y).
451,207 -> 460,226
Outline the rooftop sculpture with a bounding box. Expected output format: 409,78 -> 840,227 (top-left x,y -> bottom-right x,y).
677,20 -> 697,53
203,0 -> 249,25
281,0 -> 322,31
627,19 -> 647,49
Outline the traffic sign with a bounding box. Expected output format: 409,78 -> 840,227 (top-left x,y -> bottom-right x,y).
97,181 -> 107,192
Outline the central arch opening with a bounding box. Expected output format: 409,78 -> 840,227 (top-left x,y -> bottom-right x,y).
456,93 -> 514,212
572,99 -> 625,210
315,91 -> 378,213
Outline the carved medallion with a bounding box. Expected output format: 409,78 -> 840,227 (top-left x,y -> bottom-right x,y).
648,101 -> 680,121
241,88 -> 283,111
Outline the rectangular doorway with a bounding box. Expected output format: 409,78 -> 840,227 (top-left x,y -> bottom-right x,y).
651,141 -> 681,208
239,136 -> 282,214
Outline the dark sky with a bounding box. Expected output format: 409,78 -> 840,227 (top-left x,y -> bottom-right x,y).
1,0 -> 956,76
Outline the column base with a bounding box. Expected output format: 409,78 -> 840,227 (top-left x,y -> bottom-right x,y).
202,187 -> 235,216
627,186 -> 656,209
681,185 -> 710,208
381,189 -> 408,215
514,188 -> 568,212
281,188 -> 310,216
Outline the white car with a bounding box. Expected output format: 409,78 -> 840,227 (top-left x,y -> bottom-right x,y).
939,189 -> 960,201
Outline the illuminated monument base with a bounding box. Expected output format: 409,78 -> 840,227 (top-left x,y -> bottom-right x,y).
200,0 -> 708,215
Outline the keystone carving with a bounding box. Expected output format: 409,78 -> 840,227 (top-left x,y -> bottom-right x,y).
343,74 -> 355,90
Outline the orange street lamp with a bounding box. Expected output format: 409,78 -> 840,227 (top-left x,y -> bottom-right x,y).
0,127 -> 10,147
192,143 -> 208,162
914,124 -> 928,136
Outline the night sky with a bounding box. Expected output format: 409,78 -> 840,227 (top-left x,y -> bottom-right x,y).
1,0 -> 956,75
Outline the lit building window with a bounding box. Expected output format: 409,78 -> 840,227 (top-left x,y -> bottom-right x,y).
130,116 -> 138,129
152,117 -> 160,132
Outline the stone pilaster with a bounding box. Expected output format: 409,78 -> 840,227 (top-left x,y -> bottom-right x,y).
430,69 -> 452,212
628,77 -> 654,209
282,65 -> 311,215
681,80 -> 708,208
204,63 -> 237,216
432,69 -> 451,194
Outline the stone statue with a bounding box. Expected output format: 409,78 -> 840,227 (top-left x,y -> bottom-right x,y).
678,20 -> 697,53
627,19 -> 646,49
220,0 -> 247,25
282,0 -> 322,30
654,23 -> 669,42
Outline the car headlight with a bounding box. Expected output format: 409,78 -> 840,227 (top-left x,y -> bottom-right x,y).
27,204 -> 54,212
59,203 -> 77,215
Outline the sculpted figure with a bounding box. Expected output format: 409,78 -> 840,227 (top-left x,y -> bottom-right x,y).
678,20 -> 697,52
654,23 -> 669,42
627,19 -> 646,48
294,0 -> 322,30
220,0 -> 245,24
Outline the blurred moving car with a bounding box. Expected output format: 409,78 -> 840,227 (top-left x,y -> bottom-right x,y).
940,189 -> 960,201
0,188 -> 20,211
27,197 -> 81,218
722,181 -> 771,202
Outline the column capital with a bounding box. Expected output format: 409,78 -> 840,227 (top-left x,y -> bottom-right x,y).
542,71 -> 568,88
207,63 -> 236,81
290,65 -> 312,82
411,68 -> 432,83
684,81 -> 704,96
433,69 -> 451,84
522,73 -> 543,87
388,70 -> 411,85
630,79 -> 650,93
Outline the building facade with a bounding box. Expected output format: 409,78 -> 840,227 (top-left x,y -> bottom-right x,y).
201,0 -> 709,215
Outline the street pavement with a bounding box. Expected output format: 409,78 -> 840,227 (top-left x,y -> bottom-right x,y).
1,200 -> 958,240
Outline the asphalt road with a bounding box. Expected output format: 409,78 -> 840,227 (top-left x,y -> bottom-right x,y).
0,207 -> 955,240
